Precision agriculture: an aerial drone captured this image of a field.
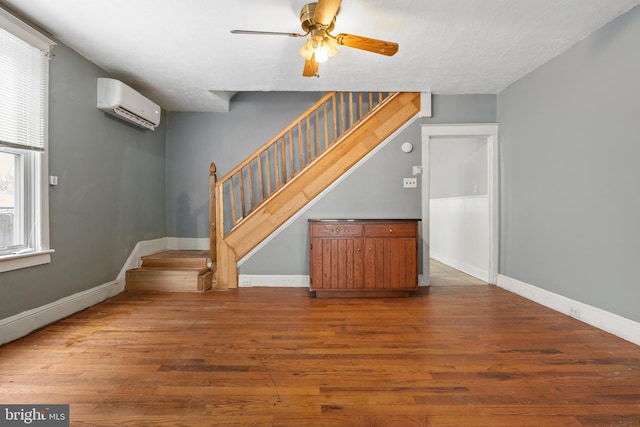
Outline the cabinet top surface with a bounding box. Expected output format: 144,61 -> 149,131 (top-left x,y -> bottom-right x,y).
308,218 -> 421,223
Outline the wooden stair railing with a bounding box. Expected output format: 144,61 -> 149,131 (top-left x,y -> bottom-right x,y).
210,92 -> 421,289
220,92 -> 393,234
210,91 -> 393,261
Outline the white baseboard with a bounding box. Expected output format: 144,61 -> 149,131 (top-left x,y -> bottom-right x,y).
0,237 -> 208,346
239,274 -> 430,288
238,274 -> 310,288
0,279 -> 123,345
497,274 -> 640,346
418,274 -> 429,286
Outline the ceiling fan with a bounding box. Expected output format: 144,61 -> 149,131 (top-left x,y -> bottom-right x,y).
231,0 -> 399,77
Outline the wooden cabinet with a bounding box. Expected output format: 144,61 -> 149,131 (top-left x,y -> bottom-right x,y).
309,219 -> 420,298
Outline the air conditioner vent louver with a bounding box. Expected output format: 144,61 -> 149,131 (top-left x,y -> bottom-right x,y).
97,78 -> 161,130
113,105 -> 156,130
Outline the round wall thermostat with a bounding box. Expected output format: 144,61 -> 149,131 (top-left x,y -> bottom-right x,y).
401,142 -> 413,153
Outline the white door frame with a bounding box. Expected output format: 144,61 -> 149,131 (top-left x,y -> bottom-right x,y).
421,124 -> 499,285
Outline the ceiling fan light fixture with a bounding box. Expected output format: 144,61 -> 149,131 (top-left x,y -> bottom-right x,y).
298,35 -> 322,60
315,40 -> 338,63
298,40 -> 315,60
314,45 -> 329,62
298,31 -> 338,63
322,36 -> 339,57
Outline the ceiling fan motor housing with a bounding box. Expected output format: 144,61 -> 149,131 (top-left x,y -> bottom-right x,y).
300,3 -> 335,33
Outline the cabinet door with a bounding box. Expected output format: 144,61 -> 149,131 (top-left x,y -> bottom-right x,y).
310,237 -> 364,289
364,237 -> 417,289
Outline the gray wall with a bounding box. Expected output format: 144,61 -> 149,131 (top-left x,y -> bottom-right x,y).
0,43 -> 167,319
166,92 -> 324,238
423,94 -> 497,125
498,5 -> 640,322
166,93 -> 497,239
239,94 -> 497,276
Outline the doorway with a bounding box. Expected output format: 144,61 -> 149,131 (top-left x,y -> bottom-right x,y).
420,124 -> 499,285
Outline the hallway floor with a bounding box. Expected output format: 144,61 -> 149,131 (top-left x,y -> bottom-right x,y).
429,259 -> 486,286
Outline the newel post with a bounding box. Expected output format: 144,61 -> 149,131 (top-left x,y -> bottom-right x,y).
209,162 -> 217,262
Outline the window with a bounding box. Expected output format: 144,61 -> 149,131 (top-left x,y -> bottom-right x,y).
0,7 -> 55,272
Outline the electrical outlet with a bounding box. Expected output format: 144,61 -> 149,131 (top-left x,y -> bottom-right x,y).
403,177 -> 417,188
239,277 -> 251,287
569,307 -> 581,319
412,166 -> 422,175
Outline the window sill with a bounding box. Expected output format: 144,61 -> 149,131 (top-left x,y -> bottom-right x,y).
0,249 -> 54,273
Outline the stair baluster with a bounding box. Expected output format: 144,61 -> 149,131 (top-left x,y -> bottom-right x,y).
217,92 -> 392,235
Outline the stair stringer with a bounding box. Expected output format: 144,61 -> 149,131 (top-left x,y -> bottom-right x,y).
216,92 -> 421,289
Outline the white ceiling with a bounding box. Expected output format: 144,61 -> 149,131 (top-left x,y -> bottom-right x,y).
1,0 -> 639,112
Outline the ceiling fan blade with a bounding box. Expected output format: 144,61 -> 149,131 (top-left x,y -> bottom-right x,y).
303,54 -> 319,77
314,0 -> 342,27
230,29 -> 306,37
335,33 -> 399,56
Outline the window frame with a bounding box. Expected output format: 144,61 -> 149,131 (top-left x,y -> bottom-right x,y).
0,7 -> 55,273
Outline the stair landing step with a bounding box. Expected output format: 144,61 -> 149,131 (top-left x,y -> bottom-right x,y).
126,250 -> 215,293
141,250 -> 210,269
126,268 -> 213,293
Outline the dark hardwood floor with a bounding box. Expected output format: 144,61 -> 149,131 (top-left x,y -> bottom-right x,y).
1,284 -> 639,426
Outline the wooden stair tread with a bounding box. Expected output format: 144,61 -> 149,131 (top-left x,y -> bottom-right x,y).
141,250 -> 211,269
143,250 -> 209,259
133,266 -> 210,272
127,268 -> 210,276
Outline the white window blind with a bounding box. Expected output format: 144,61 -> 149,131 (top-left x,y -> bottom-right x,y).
0,8 -> 54,152
0,7 -> 55,269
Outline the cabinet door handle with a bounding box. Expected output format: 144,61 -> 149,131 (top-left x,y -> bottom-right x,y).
335,228 -> 341,233
368,247 -> 372,251
389,228 -> 393,233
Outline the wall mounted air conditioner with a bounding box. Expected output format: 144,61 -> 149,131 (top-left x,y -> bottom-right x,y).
97,78 -> 161,130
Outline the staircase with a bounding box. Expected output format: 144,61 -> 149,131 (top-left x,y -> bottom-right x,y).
125,250 -> 214,292
212,91 -> 421,289
124,92 -> 420,293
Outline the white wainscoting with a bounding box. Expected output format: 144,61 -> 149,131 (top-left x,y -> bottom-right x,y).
430,195 -> 489,282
